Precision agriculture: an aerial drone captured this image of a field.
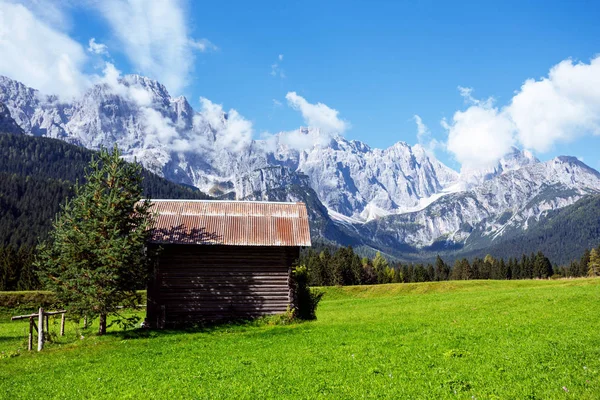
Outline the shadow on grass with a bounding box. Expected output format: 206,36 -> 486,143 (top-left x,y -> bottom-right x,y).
105,314 -> 305,341
0,335 -> 27,342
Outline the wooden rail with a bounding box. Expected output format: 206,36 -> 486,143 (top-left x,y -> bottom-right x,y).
11,308 -> 67,351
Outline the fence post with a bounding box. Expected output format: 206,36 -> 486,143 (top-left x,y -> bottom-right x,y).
28,316 -> 33,351
45,314 -> 50,342
37,308 -> 44,351
60,313 -> 65,336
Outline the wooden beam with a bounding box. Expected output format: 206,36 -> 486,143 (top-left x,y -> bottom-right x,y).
12,310 -> 66,320
37,308 -> 44,351
60,313 -> 65,337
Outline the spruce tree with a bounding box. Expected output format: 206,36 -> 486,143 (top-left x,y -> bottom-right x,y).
373,252 -> 390,284
580,249 -> 591,277
588,248 -> 600,277
35,146 -> 153,335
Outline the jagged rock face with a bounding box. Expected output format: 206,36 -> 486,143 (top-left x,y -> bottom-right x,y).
2,74 -> 600,253
0,102 -> 23,135
275,135 -> 459,220
0,75 -> 460,221
359,156 -> 600,251
459,147 -> 539,188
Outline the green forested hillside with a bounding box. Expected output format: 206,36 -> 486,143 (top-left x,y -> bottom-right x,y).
0,133 -> 210,289
462,195 -> 600,265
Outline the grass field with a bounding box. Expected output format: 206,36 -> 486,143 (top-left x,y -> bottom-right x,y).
1,279 -> 600,399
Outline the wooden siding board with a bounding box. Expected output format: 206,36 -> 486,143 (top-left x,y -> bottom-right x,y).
147,244 -> 297,327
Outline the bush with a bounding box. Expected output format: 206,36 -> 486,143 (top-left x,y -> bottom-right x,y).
292,265 -> 324,320
0,291 -> 58,312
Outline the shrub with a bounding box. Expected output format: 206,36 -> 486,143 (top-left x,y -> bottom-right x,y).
0,291 -> 58,312
292,265 -> 324,320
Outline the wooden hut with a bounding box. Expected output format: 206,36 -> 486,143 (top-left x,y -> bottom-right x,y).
145,200 -> 311,328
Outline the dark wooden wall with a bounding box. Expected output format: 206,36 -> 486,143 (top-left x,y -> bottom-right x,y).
147,245 -> 300,327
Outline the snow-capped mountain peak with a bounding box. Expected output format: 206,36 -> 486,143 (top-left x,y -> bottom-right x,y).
2,74 -> 600,256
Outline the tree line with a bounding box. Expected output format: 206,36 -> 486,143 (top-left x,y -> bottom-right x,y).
298,245 -> 600,287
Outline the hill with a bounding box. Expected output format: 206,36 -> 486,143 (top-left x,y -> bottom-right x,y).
471,194 -> 600,265
0,132 -> 210,290
0,132 -> 210,249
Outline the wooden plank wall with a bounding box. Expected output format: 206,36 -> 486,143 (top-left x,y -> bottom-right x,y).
147,245 -> 299,327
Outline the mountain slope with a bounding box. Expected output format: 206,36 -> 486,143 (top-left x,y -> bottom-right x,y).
2,75 -> 600,260
0,131 -> 211,249
0,103 -> 23,135
0,75 -> 459,221
357,156 -> 600,257
462,194 -> 600,265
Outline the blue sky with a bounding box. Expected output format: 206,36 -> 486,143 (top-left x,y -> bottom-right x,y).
1,0 -> 600,170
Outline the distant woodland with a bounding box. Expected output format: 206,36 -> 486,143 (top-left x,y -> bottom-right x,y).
0,133 -> 209,290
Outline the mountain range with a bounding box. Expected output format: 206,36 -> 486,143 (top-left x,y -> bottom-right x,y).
1,74 -> 599,262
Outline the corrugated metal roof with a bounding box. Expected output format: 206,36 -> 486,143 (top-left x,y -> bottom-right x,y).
146,200 -> 311,247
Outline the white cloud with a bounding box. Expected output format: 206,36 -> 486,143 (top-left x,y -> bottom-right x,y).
189,38 -> 218,52
88,38 -> 109,56
443,56 -> 600,169
285,92 -> 349,135
414,115 -> 442,155
94,0 -> 216,95
270,54 -> 285,78
196,97 -> 253,152
507,57 -> 600,152
276,127 -> 333,151
444,101 -> 515,170
0,2 -> 90,99
272,99 -> 282,107
414,115 -> 429,143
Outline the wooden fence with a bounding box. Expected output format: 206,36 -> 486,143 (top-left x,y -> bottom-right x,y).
11,308 -> 66,351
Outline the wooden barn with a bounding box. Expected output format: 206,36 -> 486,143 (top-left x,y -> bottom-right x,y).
145,200 -> 311,328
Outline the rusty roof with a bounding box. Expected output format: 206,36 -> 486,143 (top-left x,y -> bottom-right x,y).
146,200 -> 311,247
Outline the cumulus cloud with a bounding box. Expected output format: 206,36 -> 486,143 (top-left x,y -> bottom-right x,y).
0,2 -> 90,99
507,57 -> 600,152
285,92 -> 349,135
94,0 -> 216,95
443,56 -> 600,169
444,101 -> 515,170
195,98 -> 253,152
87,38 -> 109,56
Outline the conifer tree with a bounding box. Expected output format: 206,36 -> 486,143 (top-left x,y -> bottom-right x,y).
35,146 -> 153,335
588,248 -> 600,277
373,252 -> 390,284
580,249 -> 591,277
434,255 -> 449,281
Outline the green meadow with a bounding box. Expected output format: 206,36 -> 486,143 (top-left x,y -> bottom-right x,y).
1,279 -> 600,399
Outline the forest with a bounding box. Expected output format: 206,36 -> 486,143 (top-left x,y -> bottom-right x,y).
298,245 -> 600,287
0,133 -> 209,290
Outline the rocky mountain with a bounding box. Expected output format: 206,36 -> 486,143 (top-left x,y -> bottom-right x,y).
2,74 -> 600,259
0,102 -> 23,135
358,156 -> 600,257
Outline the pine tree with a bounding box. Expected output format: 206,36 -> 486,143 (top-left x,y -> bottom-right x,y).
373,252 -> 390,284
588,248 -> 600,277
580,249 -> 591,277
35,146 -> 154,335
534,251 -> 553,279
